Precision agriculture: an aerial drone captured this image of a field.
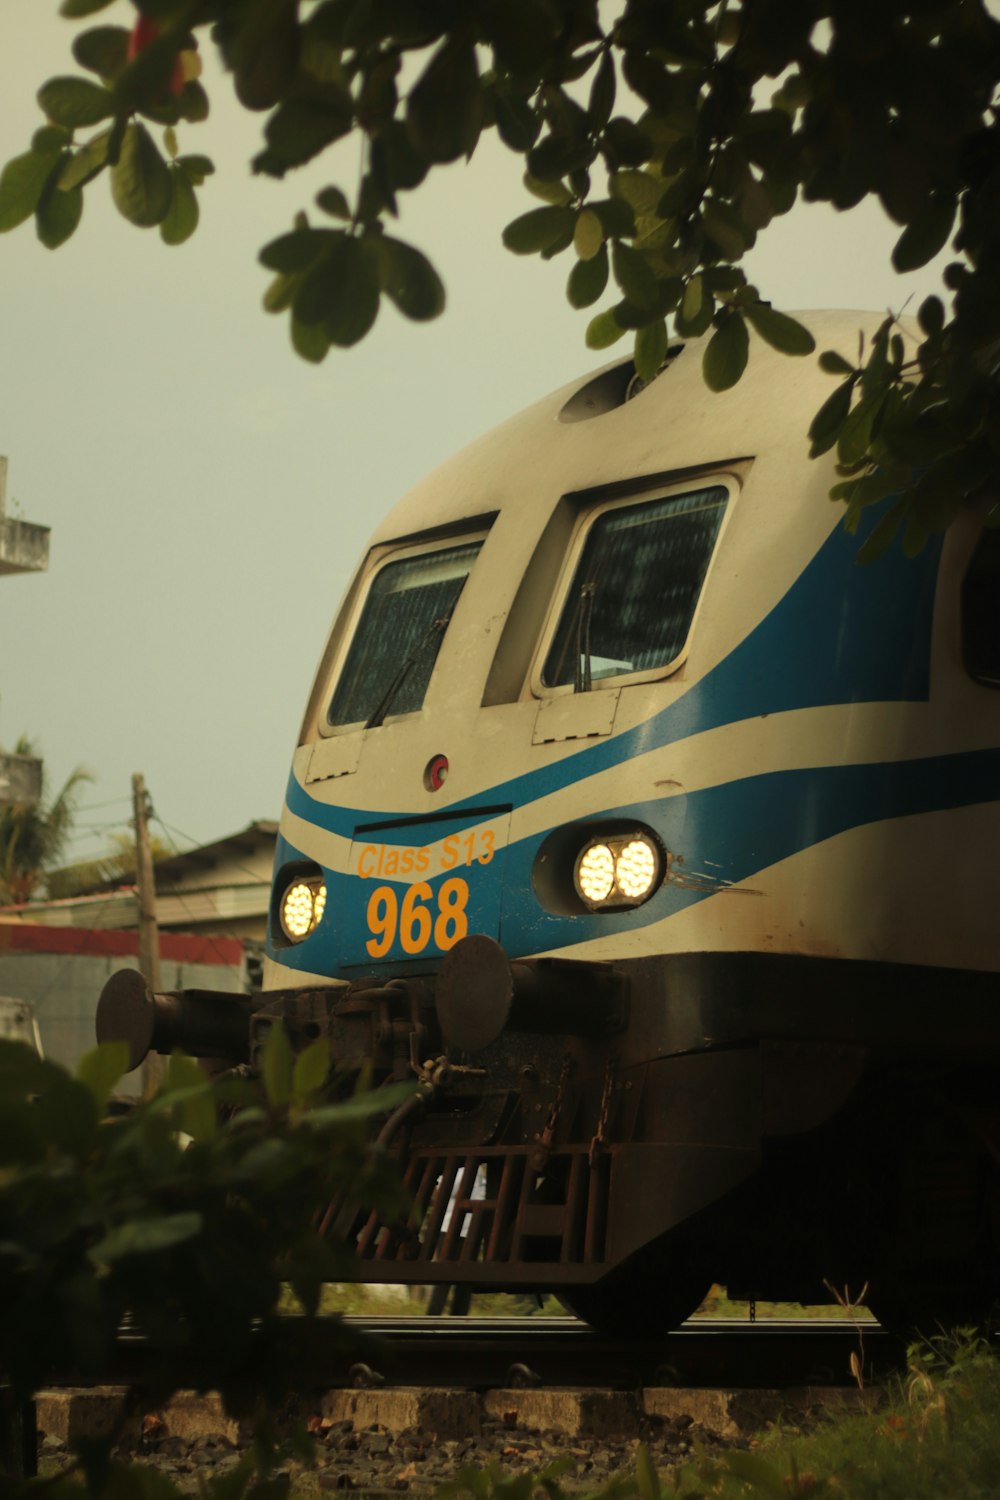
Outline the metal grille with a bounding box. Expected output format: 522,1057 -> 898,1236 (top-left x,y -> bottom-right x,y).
341,1146 -> 610,1271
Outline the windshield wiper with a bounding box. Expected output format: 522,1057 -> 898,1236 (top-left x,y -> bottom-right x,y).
574,581 -> 598,694
365,610 -> 453,729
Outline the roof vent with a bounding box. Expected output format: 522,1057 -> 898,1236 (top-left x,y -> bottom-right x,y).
557,345 -> 683,424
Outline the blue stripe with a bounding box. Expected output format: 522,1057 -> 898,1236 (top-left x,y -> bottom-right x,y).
271,744 -> 1000,972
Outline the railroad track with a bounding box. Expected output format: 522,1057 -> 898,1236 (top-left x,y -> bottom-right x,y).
96,1314 -> 899,1393
328,1315 -> 897,1390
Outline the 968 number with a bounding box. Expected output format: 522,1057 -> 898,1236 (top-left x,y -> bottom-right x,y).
365,878 -> 469,958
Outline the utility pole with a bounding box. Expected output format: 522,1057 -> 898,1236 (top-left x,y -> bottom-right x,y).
132,772 -> 164,1094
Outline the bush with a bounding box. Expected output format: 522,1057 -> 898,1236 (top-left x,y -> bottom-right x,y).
0,1033 -> 410,1496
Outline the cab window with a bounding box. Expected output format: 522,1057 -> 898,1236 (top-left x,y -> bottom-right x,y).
329,540 -> 482,727
542,485 -> 728,689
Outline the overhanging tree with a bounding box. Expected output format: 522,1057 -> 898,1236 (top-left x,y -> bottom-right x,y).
2,0 -> 999,557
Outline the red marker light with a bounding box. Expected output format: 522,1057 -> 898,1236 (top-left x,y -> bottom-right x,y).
425,754 -> 449,792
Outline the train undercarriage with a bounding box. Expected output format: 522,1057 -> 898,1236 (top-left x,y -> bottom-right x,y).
97,938 -> 1000,1336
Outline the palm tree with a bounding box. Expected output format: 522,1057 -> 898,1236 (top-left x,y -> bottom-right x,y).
0,736 -> 92,905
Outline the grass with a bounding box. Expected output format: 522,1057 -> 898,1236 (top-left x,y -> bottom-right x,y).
668,1328 -> 1000,1498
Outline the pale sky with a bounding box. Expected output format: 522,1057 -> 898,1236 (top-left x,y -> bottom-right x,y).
1,2 -> 956,870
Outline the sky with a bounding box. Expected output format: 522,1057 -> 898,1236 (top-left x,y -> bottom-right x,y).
1,2 -> 957,872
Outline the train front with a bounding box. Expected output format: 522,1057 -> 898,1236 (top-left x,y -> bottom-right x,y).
100,314 -> 1000,1332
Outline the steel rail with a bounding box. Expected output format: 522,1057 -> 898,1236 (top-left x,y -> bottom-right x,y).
95,1314 -> 903,1392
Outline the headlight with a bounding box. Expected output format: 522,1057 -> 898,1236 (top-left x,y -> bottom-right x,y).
573,832 -> 662,910
280,876 -> 327,941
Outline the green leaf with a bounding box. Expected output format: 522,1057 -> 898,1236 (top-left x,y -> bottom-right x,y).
177,80 -> 210,125
111,121 -> 172,226
256,97 -> 352,176
166,1051 -> 216,1139
291,315 -> 330,362
574,207 -> 603,261
408,40 -> 482,164
292,1037 -> 331,1101
701,199 -> 751,260
609,168 -> 662,216
918,295 -> 945,337
493,85 -> 540,152
164,126 -> 179,160
261,1020 -> 294,1107
90,1212 -> 203,1265
603,116 -> 652,167
76,1041 -> 129,1109
586,307 -> 628,350
590,196 -> 635,237
58,128 -> 112,190
72,25 -> 130,80
229,0 -> 301,111
635,1444 -> 661,1500
316,185 -> 350,219
32,125 -> 72,153
301,1082 -> 419,1129
721,1450 -> 786,1498
377,235 -> 445,321
481,0 -> 557,70
588,49 -> 616,130
0,147 -> 63,232
676,273 -> 713,336
176,153 -> 214,183
837,391 -> 884,467
819,349 -> 855,376
703,313 -> 749,391
634,319 -> 667,383
60,0 -> 116,15
502,205 -> 575,255
260,227 -> 336,273
37,76 -> 115,128
262,271 -> 298,314
808,378 -> 856,457
567,243 -> 609,307
522,172 -> 572,207
160,168 -> 199,244
612,241 -> 658,311
892,196 -> 956,273
744,303 -> 815,355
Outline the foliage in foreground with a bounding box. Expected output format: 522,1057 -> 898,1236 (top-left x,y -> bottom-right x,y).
0,1031 -> 410,1494
2,2 -> 1000,556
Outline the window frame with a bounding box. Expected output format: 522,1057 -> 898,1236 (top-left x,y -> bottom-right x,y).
320,529 -> 489,735
530,474 -> 738,700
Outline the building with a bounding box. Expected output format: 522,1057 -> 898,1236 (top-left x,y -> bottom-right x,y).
0,922 -> 245,1092
1,454 -> 49,808
1,819 -> 277,974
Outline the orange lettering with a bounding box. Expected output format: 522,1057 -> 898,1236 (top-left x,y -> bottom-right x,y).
441,835 -> 460,870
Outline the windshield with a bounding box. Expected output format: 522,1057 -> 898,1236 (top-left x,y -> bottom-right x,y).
328,540 -> 482,726
542,485 -> 728,688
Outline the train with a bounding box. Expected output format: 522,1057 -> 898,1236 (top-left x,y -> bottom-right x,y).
99,309 -> 1000,1334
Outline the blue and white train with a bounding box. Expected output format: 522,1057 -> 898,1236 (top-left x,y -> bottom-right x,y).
105,310 -> 1000,1331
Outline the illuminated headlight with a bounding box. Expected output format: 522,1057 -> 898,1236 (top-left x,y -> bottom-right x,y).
280,877 -> 327,941
615,838 -> 658,901
573,833 -> 662,910
575,843 -> 616,904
